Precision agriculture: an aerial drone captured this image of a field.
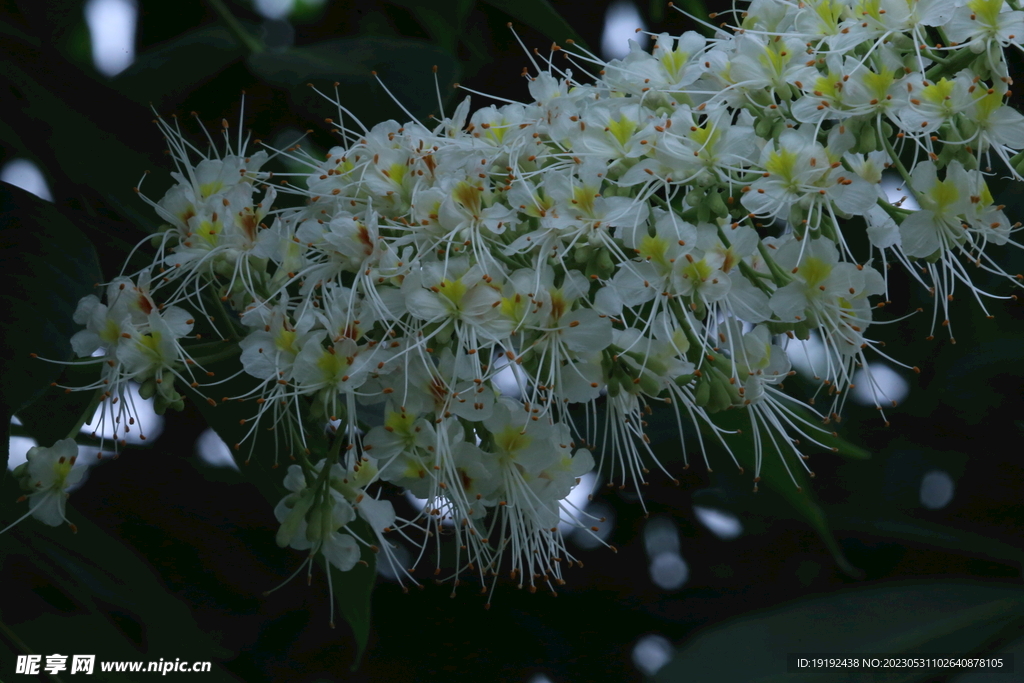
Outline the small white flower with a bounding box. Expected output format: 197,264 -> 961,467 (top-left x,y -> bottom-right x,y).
3,439 -> 87,532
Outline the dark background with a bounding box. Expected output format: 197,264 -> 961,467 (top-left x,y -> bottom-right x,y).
2,1 -> 1024,681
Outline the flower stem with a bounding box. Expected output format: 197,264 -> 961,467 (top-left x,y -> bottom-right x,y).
924,45 -> 976,81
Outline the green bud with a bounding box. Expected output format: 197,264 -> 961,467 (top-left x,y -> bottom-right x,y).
708,190 -> 728,219
694,378 -> 711,407
856,126 -> 877,154
607,373 -> 623,398
690,299 -> 707,320
936,142 -> 963,168
322,502 -> 337,536
638,372 -> 662,397
138,378 -> 158,400
586,248 -> 615,280
704,374 -> 730,413
764,321 -> 792,336
754,117 -> 773,139
958,118 -> 978,142
276,491 -> 314,548
213,260 -> 234,280
673,373 -> 695,388
575,244 -> 594,264
434,320 -> 454,346
305,500 -> 324,543
770,119 -> 788,142
697,197 -> 711,224
157,377 -> 179,402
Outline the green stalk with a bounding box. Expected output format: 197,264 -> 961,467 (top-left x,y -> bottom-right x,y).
924,46 -> 977,81
756,240 -> 794,287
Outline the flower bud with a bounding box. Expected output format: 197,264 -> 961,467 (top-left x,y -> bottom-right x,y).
276,490 -> 315,548
138,378 -> 158,400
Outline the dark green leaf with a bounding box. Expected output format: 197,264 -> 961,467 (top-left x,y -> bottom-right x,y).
479,0 -> 588,50
0,183 -> 102,452
829,506 -> 1024,573
16,370 -> 103,458
676,406 -> 862,577
247,37 -> 461,125
383,0 -> 476,53
0,16 -> 40,49
330,516 -> 377,668
656,581 -> 1024,683
1,477 -> 237,680
113,24 -> 245,107
0,55 -> 162,232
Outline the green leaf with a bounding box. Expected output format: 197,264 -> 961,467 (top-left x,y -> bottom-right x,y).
829,506 -> 1024,573
0,16 -> 40,49
330,516 -> 377,668
656,581 -> 1024,683
113,24 -> 245,107
1,478 -> 237,680
0,183 -> 102,467
247,37 -> 461,125
674,405 -> 862,577
479,0 -> 589,50
0,55 -> 161,232
382,0 -> 477,53
16,367 -> 103,458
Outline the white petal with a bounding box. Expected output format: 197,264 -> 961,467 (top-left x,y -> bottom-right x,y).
355,495 -> 396,532
321,532 -> 360,571
898,210 -> 942,258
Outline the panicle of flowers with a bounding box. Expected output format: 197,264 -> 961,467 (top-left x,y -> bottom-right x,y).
23,0 -> 1024,604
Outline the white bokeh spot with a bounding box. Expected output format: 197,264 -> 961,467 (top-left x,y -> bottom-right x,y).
195,428 -> 239,470
602,1 -> 647,61
1,159 -> 53,202
920,469 -> 955,510
851,362 -> 910,407
632,634 -> 673,676
84,0 -> 137,77
694,505 -> 743,540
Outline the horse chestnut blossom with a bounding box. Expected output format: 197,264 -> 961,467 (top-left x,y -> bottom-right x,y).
18,0 -> 1024,612
2,440 -> 88,533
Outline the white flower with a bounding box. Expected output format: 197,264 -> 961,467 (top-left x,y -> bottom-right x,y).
742,130 -> 876,223
3,439 -> 87,532
945,0 -> 1024,53
898,160 -> 971,258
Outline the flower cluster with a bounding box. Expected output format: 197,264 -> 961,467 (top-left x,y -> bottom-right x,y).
20,0 -> 1024,601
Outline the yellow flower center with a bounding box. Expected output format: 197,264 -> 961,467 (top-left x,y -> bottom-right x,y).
799,256 -> 832,289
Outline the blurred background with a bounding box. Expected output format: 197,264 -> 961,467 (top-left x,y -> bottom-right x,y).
2,0 -> 1024,681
